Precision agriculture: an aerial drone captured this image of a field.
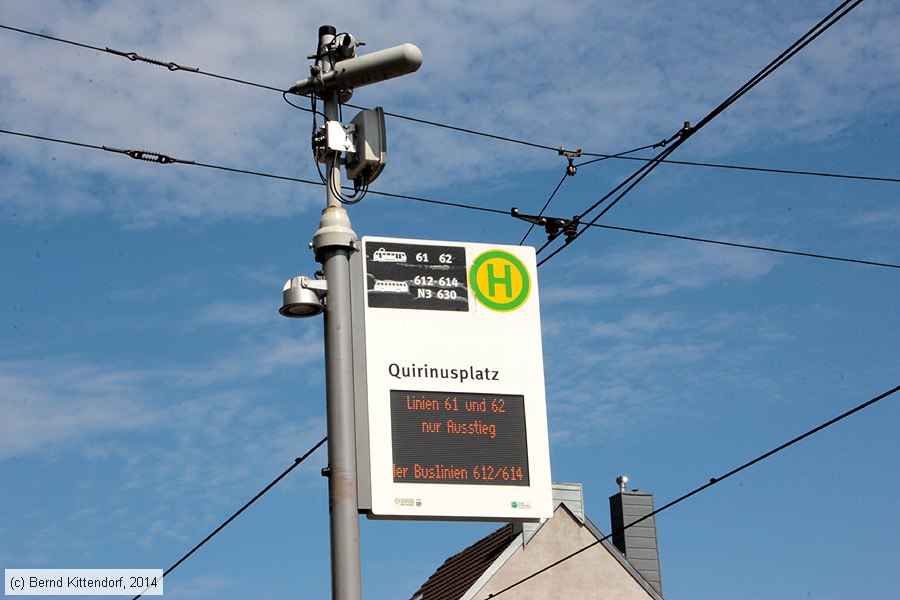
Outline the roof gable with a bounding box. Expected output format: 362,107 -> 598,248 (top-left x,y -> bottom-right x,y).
410,484 -> 663,600
410,524 -> 515,600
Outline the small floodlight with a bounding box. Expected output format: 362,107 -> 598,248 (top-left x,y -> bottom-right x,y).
280,276 -> 326,318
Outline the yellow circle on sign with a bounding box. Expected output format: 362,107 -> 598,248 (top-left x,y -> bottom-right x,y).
469,250 -> 531,311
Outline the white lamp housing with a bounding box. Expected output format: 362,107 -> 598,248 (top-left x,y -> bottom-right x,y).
280,276 -> 327,318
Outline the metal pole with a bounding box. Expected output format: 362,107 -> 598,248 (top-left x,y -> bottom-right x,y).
283,25 -> 420,598
312,25 -> 363,600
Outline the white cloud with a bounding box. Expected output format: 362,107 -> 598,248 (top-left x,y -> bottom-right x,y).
587,310 -> 686,340
0,360 -> 159,459
0,327 -> 322,459
0,336 -> 330,557
541,303 -> 795,445
1,1 -> 896,224
607,241 -> 778,287
847,206 -> 900,230
542,239 -> 780,305
192,299 -> 277,327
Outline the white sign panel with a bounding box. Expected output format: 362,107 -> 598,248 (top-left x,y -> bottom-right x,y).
353,236 -> 552,521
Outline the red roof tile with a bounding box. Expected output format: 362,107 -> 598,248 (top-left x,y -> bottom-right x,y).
410,524 -> 515,600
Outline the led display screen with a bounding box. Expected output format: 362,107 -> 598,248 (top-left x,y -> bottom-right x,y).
390,389 -> 529,486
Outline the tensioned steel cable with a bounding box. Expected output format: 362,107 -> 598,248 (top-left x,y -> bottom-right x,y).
581,222 -> 899,269
0,23 -> 286,93
130,436 -> 327,600
3,22 -> 896,185
486,383 -> 899,598
518,173 -> 569,245
2,127 -> 897,270
588,154 -> 900,184
0,129 -> 323,185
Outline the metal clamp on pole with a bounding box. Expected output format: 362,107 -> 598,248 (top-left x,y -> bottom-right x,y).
313,205 -> 357,261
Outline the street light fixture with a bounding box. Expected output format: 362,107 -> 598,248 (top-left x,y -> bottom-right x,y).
279,276 -> 326,318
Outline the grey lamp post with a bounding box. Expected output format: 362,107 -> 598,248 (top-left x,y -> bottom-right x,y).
280,26 -> 421,600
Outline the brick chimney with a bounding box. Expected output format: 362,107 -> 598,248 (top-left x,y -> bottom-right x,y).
609,476 -> 663,596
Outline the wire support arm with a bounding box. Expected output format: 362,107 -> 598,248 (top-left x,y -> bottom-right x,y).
517,134 -> 688,246
536,140 -> 683,265
512,207 -> 580,246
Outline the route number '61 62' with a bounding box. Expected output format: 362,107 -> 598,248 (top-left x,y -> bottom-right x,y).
414,252 -> 454,264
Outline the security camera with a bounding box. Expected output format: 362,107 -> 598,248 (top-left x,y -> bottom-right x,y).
334,33 -> 360,60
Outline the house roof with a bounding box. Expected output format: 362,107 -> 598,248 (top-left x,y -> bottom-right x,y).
410,485 -> 664,600
410,524 -> 515,600
582,513 -> 664,600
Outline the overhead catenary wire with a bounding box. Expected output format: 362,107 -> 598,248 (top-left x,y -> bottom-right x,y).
519,139 -> 678,245
571,128 -> 685,224
542,0 -> 866,258
130,436 -> 327,600
581,221 -> 900,270
3,21 -> 897,186
0,128 -> 323,186
530,130 -> 687,261
535,0 -> 867,266
487,383 -> 900,598
354,103 -> 557,153
536,140 -> 682,265
687,0 -> 865,137
2,127 -> 898,270
518,173 -> 569,245
587,153 -> 900,184
0,23 -> 286,93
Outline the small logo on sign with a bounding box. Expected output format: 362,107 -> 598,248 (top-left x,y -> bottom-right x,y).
394,497 -> 422,507
469,250 -> 531,312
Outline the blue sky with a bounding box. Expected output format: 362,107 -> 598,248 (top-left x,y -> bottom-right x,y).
1,1 -> 898,599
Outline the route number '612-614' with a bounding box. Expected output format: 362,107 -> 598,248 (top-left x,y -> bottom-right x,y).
413,276 -> 460,287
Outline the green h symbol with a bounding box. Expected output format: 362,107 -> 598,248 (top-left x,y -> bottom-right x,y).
487,263 -> 513,298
